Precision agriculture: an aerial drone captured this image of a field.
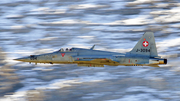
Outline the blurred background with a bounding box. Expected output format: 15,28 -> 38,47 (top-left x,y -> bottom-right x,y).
0,0 -> 180,100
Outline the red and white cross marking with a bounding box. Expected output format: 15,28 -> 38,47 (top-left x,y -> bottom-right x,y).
142,41 -> 149,47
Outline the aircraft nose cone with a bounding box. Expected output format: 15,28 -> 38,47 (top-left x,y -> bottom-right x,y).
13,57 -> 28,61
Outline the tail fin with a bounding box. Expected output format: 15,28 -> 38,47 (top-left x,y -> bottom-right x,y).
130,32 -> 158,57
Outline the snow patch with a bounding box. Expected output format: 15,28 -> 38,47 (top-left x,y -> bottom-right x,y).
11,25 -> 26,29
69,4 -> 109,9
157,37 -> 180,52
39,37 -> 58,41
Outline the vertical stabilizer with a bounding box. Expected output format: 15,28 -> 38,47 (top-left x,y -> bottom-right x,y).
130,32 -> 158,57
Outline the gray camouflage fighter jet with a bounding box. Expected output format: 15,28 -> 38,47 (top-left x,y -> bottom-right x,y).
14,32 -> 167,67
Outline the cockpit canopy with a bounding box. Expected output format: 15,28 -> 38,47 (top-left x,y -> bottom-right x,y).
58,48 -> 74,52
30,55 -> 37,60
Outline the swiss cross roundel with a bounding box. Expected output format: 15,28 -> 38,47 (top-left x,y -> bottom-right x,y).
142,41 -> 149,47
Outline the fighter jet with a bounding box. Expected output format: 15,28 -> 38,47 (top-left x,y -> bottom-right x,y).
14,32 -> 167,67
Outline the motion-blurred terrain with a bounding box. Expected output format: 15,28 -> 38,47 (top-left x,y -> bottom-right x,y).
0,0 -> 180,101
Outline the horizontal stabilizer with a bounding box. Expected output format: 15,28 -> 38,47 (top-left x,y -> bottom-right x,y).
147,64 -> 160,67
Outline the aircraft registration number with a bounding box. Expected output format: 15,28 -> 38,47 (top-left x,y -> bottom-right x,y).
136,49 -> 150,52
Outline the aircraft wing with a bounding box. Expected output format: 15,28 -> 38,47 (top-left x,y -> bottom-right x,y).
74,57 -> 119,67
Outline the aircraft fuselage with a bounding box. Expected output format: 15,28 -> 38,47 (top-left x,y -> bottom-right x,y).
14,48 -> 167,67
14,32 -> 167,67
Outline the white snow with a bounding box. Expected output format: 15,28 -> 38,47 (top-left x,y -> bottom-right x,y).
39,37 -> 58,41
157,37 -> 180,52
11,26 -> 26,29
69,4 -> 108,9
